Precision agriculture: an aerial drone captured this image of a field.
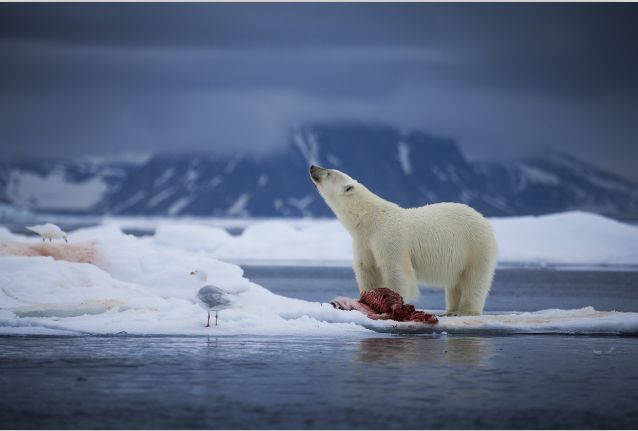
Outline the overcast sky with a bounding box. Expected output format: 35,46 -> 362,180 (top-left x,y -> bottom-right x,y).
1,3 -> 637,180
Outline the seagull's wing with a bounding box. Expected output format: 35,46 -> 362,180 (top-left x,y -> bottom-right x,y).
44,223 -> 65,234
197,286 -> 231,308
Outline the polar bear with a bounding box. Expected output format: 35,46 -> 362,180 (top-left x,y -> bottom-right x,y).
310,165 -> 498,316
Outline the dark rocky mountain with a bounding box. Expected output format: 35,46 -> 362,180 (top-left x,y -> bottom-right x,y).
2,123 -> 637,219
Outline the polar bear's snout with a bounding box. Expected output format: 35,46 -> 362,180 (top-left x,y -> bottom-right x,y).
310,165 -> 327,183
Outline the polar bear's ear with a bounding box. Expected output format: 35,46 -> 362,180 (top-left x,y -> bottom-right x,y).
344,184 -> 355,195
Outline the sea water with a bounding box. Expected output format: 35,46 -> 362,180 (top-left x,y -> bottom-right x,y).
1,268 -> 637,429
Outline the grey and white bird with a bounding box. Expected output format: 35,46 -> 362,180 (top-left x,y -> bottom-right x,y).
190,270 -> 231,327
26,223 -> 68,243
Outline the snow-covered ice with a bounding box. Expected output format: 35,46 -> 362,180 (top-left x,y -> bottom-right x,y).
154,220 -> 352,265
152,211 -> 638,267
1,218 -> 638,336
0,226 -> 373,336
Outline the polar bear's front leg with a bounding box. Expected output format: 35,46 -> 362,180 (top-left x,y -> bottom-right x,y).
353,243 -> 382,293
374,253 -> 418,301
354,262 -> 381,293
382,264 -> 418,301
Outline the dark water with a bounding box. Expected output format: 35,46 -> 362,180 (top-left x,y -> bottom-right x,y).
243,266 -> 638,313
1,267 -> 638,429
1,335 -> 637,429
6,223 -> 243,238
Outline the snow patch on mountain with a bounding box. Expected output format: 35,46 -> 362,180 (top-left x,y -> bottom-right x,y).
111,190 -> 146,213
167,197 -> 193,216
519,164 -> 560,186
397,141 -> 412,175
287,195 -> 314,217
227,193 -> 250,217
0,203 -> 33,223
147,188 -> 176,209
326,153 -> 341,167
209,175 -> 223,189
185,167 -> 199,184
293,131 -> 321,166
153,168 -> 175,188
6,170 -> 108,211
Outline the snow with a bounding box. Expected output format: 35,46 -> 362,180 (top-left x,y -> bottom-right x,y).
224,157 -> 241,175
397,141 -> 412,175
1,221 -> 637,336
227,193 -> 250,217
185,167 -> 199,184
0,226 -> 370,336
6,170 -> 108,211
12,211 -> 635,267
79,152 -> 152,166
0,203 -> 33,223
287,195 -> 315,217
167,197 -> 192,216
519,164 -> 560,186
209,175 -> 223,189
149,211 -> 638,267
147,188 -> 176,208
111,190 -> 146,213
154,220 -> 350,264
491,211 -> 638,266
153,168 -> 175,188
293,131 -> 320,166
431,166 -> 448,182
326,153 -> 341,166
154,223 -> 233,250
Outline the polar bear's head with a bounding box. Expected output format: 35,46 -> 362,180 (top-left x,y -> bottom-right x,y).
310,165 -> 389,230
309,165 -> 360,213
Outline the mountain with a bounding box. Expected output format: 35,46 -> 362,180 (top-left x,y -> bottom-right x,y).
0,158 -> 137,212
2,122 -> 637,219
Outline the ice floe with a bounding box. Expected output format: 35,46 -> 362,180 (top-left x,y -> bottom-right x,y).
151,212 -> 638,267
1,223 -> 637,336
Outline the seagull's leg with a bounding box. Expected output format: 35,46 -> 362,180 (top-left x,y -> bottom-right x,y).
215,311 -> 218,326
42,237 -> 45,243
206,312 -> 210,327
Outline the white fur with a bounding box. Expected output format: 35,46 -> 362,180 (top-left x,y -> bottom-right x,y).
310,166 -> 498,315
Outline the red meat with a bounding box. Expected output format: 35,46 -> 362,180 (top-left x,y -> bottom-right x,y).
330,287 -> 438,325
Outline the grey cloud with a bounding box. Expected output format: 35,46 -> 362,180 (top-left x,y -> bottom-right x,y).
0,3 -> 637,181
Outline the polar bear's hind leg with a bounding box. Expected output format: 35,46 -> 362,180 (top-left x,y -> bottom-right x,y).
444,283 -> 463,315
454,264 -> 495,316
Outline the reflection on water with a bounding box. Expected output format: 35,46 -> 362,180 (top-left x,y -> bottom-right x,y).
1,335 -> 637,429
356,336 -> 495,366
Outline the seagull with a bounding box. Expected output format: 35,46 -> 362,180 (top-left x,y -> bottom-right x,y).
190,270 -> 231,327
26,223 -> 68,243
